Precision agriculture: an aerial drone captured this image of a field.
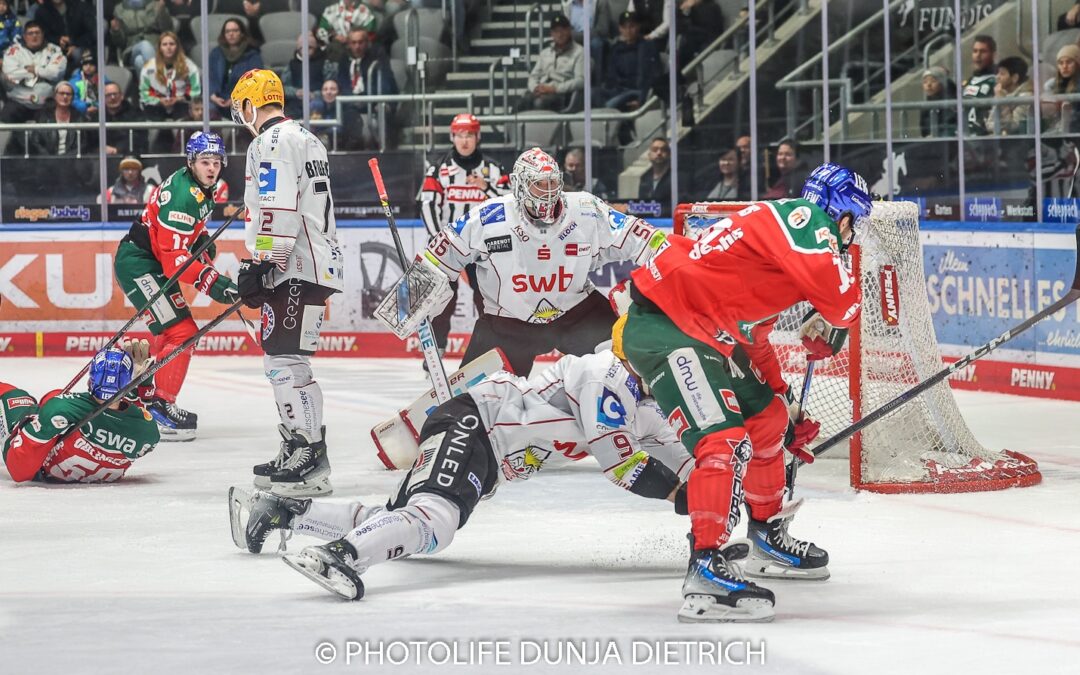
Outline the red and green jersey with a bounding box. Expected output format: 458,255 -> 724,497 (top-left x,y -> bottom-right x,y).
1,386 -> 159,483
631,198 -> 862,387
134,167 -> 217,284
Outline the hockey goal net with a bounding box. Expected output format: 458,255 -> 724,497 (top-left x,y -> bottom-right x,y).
674,201 -> 1041,493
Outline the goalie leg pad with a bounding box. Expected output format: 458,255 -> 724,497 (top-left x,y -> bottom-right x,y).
264,354 -> 324,442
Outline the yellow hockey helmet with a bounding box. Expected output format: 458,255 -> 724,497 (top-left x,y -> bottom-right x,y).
230,69 -> 285,132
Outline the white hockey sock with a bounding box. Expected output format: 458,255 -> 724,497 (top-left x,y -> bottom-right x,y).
265,354 -> 324,441
293,500 -> 381,541
343,493 -> 460,570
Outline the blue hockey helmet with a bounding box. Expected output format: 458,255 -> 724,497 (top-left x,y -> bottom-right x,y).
800,162 -> 872,225
185,131 -> 227,167
88,347 -> 135,401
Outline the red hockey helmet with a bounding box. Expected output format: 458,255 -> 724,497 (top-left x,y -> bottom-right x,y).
449,113 -> 481,138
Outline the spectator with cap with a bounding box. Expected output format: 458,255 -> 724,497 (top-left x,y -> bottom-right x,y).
107,156 -> 154,204
517,14 -> 585,112
987,56 -> 1032,136
920,65 -> 957,138
68,49 -> 100,116
1043,44 -> 1080,134
592,11 -> 659,113
1,21 -> 67,123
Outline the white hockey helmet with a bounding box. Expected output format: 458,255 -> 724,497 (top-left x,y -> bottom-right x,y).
510,147 -> 563,225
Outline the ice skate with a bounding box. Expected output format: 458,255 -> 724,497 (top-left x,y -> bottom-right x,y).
228,486 -> 311,554
148,397 -> 197,442
678,539 -> 775,623
282,539 -> 365,600
269,427 -> 332,497
745,498 -> 830,581
252,424 -> 303,489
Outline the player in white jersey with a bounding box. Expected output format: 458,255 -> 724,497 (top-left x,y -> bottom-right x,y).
409,147 -> 668,376
230,69 -> 346,497
418,113 -> 510,355
228,349 -> 695,600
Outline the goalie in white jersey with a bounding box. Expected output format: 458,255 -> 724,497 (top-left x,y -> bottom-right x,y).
231,69 -> 345,497
393,147 -> 668,376
228,349 -> 694,600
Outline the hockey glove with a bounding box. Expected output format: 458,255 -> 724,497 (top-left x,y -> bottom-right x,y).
237,258 -> 276,309
784,415 -> 821,465
799,309 -> 849,361
195,267 -> 239,304
608,278 -> 632,316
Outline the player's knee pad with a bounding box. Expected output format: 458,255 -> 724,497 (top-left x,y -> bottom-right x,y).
263,353 -> 314,388
744,397 -> 789,461
400,493 -> 460,555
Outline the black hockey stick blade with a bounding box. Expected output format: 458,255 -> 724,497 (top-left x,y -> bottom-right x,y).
804,223 -> 1080,464
58,299 -> 244,441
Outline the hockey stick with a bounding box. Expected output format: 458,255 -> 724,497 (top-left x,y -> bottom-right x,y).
57,299 -> 244,441
59,207 -> 247,394
802,224 -> 1080,464
785,360 -> 815,499
367,158 -> 453,404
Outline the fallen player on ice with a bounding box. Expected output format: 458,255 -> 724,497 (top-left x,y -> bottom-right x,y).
228,349 -> 829,604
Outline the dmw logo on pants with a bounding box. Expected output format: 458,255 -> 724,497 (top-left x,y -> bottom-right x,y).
668,348 -> 726,428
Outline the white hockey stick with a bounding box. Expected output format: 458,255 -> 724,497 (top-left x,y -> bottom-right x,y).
368,158 -> 453,403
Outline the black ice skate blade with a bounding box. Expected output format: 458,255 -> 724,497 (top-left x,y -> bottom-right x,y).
282,555 -> 364,601
227,486 -> 253,551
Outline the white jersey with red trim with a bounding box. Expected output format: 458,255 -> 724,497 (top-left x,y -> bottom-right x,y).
425,192 -> 666,324
242,117 -> 344,291
418,151 -> 510,239
469,351 -> 692,489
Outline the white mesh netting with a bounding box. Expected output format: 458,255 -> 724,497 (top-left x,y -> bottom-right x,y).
675,201 -> 1040,492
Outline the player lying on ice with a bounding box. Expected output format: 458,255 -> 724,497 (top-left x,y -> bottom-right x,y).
1,342 -> 159,483
610,162 -> 871,623
229,346 -> 826,601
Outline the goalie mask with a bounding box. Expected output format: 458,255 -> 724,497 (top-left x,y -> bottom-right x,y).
511,147 -> 564,226
801,162 -> 872,252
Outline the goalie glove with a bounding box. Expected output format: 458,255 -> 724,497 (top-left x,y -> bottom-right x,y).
608,278 -> 633,316
799,309 -> 849,361
374,253 -> 454,340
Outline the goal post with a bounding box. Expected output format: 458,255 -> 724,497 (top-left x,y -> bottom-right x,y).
673,200 -> 1042,493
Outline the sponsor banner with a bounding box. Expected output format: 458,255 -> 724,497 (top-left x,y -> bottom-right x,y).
1042,198 -> 1080,224
8,204 -> 100,224
945,357 -> 1080,401
925,198 -> 960,220
0,333 -> 37,355
964,197 -> 1001,222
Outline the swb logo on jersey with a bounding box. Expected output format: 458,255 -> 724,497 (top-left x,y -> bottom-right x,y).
511,267 -> 573,293
596,388 -> 627,428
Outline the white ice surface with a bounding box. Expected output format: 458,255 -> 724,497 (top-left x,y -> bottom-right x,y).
1,356 -> 1078,675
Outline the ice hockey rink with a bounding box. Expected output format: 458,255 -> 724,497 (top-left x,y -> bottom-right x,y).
1,355 -> 1078,675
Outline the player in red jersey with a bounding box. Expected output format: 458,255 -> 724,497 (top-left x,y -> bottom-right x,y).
611,163 -> 872,622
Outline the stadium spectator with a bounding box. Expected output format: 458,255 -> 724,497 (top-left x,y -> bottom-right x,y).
0,0 -> 21,54
962,34 -> 996,137
675,0 -> 723,67
1,22 -> 67,123
103,80 -> 149,156
1057,2 -> 1080,30
518,14 -> 584,112
627,0 -> 670,41
139,31 -> 200,121
705,147 -> 743,200
36,0 -> 95,72
69,50 -> 100,116
214,0 -> 291,46
638,136 -> 671,203
563,147 -> 610,199
169,97 -> 206,152
735,134 -> 751,171
311,78 -> 351,146
27,80 -> 87,157
334,27 -> 396,148
1043,44 -> 1080,134
207,18 -> 262,118
986,56 -> 1031,136
593,0 -> 628,41
920,66 -> 957,138
107,0 -> 175,72
282,32 -> 333,117
317,0 -> 377,60
107,156 -> 154,204
592,12 -> 658,113
762,139 -> 805,199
